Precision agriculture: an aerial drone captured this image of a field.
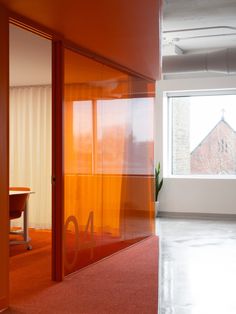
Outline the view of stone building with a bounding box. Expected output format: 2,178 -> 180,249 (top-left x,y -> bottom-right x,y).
172,97 -> 190,174
191,117 -> 236,175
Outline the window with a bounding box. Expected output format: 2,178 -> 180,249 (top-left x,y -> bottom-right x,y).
168,93 -> 236,176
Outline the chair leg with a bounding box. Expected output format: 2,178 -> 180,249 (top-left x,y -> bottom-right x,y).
23,203 -> 32,250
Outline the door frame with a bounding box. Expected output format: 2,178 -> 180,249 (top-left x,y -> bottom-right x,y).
52,40 -> 64,281
0,4 -> 10,311
7,12 -> 65,292
6,14 -> 66,287
7,20 -> 65,282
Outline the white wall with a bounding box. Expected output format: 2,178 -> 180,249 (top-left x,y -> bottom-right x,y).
155,75 -> 236,215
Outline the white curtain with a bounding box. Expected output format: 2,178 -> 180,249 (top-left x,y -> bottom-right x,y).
10,86 -> 52,229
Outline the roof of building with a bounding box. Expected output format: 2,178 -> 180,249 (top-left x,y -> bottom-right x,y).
191,117 -> 236,154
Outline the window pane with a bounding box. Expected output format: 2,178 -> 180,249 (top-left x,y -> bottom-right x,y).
170,94 -> 236,175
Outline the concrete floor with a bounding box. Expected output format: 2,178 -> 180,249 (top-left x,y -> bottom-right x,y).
157,218 -> 236,314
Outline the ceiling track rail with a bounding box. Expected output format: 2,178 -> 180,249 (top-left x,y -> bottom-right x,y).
63,40 -> 156,83
9,17 -> 52,40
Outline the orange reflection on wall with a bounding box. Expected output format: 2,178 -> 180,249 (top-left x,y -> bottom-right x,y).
64,48 -> 155,275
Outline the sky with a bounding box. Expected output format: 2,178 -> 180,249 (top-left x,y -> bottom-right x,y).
189,95 -> 236,151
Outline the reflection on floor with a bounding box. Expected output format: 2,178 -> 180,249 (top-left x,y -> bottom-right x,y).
158,218 -> 236,314
10,229 -> 53,305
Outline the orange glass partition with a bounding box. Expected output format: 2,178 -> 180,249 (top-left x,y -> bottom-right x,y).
64,48 -> 155,275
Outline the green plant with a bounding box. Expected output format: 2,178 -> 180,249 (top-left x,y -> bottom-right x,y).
155,162 -> 163,202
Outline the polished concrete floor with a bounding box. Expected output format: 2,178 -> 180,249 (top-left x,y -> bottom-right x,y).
157,218 -> 236,314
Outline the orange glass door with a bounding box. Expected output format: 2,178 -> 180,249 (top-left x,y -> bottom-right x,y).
0,5 -> 9,311
63,47 -> 155,276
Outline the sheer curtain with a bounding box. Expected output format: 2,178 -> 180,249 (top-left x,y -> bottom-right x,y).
10,85 -> 52,229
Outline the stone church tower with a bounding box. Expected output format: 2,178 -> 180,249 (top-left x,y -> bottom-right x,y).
172,97 -> 191,174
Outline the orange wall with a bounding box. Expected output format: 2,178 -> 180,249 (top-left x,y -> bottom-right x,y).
0,0 -> 159,303
0,0 -> 161,80
0,5 -> 9,311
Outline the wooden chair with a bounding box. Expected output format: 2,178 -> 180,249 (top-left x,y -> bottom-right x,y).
9,187 -> 32,250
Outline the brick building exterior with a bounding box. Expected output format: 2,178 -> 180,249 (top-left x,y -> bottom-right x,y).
191,118 -> 236,175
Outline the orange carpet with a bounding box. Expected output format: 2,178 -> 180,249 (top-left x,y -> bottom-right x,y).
9,229 -> 53,304
7,234 -> 158,314
10,228 -> 51,257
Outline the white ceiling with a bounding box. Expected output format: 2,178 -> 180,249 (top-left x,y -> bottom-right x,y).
163,0 -> 236,55
10,24 -> 51,86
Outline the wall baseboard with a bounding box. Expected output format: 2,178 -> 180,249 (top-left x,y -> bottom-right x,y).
158,211 -> 236,220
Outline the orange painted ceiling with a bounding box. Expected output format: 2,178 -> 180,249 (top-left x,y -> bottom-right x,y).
0,0 -> 161,80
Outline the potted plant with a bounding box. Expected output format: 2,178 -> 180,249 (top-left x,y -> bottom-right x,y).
155,162 -> 163,217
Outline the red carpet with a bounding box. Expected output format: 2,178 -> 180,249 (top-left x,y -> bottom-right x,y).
7,235 -> 158,314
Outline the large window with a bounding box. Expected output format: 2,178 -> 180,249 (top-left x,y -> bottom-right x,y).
168,93 -> 236,176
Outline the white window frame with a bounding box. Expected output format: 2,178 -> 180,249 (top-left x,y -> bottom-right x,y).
165,89 -> 236,179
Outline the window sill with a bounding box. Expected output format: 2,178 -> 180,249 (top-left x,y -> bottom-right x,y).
164,175 -> 236,180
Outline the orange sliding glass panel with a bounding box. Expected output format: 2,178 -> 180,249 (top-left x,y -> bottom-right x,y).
64,48 -> 155,275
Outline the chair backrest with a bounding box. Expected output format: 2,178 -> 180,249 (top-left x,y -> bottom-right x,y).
9,187 -> 30,220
